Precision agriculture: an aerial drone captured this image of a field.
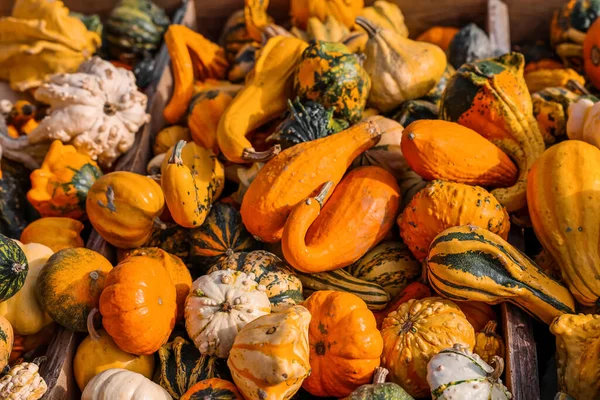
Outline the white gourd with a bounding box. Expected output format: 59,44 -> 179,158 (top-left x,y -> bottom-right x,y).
81,368 -> 172,400
185,269 -> 271,358
567,98 -> 600,149
27,56 -> 150,167
0,359 -> 48,400
427,343 -> 512,400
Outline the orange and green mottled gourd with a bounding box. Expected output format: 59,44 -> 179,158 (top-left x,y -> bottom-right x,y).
20,217 -> 84,252
87,171 -> 165,249
290,0 -> 364,29
217,36 -> 307,164
282,166 -> 400,273
440,52 -> 545,212
181,378 -> 242,400
27,140 -> 102,219
426,226 -> 576,324
528,140 -> 600,306
399,181 -> 510,260
163,25 -> 228,124
36,248 -> 112,332
551,313 -> 600,400
302,291 -> 383,398
294,40 -> 370,123
99,256 -> 177,355
241,116 -> 399,243
401,120 -> 518,187
228,305 -> 311,399
161,140 -> 224,228
381,297 -> 475,398
123,248 -> 191,321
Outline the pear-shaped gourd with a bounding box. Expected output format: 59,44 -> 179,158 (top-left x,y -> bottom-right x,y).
356,17 -> 446,113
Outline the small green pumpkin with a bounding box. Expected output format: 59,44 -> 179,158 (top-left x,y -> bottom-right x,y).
208,250 -> 303,312
266,98 -> 348,149
346,241 -> 421,298
392,100 -> 439,127
155,336 -> 231,399
104,0 -> 170,62
344,368 -> 413,400
447,23 -> 492,69
0,235 -> 28,302
189,203 -> 256,273
294,41 -> 371,123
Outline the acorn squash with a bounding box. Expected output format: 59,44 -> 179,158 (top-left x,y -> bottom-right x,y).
0,235 -> 28,302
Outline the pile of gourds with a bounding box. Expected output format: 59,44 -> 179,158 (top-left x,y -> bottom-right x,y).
2,0 -> 600,398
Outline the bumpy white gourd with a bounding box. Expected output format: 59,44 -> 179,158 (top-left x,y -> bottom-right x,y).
567,98 -> 600,149
81,368 -> 171,400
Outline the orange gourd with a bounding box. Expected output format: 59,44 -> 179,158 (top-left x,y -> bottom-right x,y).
401,120 -> 518,187
473,320 -> 505,364
458,301 -> 498,332
241,116 -> 400,243
163,25 -> 228,124
302,290 -> 383,398
398,181 -> 510,260
99,256 -> 177,355
416,26 -> 459,51
181,378 -> 242,399
584,17 -> 600,89
373,281 -> 432,329
20,217 -> 84,252
290,0 -> 364,29
122,248 -> 191,321
282,166 -> 400,273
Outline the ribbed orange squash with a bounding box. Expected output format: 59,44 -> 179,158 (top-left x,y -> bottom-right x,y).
528,140 -> 600,306
282,166 -> 400,273
241,117 -> 400,243
399,181 -> 510,260
401,120 -> 518,187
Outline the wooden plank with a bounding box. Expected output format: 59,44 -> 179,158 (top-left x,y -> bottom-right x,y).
487,0 -> 511,55
502,226 -> 541,400
40,328 -> 79,400
2,0 -> 182,17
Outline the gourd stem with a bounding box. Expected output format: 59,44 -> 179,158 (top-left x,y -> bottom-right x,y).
169,140 -> 186,165
483,320 -> 498,335
355,17 -> 380,38
314,181 -> 334,207
242,145 -> 281,162
372,367 -> 389,384
12,263 -> 25,273
87,308 -> 101,341
489,356 -> 504,382
153,217 -> 167,230
565,28 -> 586,45
566,79 -> 590,95
32,356 -> 47,366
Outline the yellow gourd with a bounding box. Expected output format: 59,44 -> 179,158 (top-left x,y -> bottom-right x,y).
153,126 -> 191,155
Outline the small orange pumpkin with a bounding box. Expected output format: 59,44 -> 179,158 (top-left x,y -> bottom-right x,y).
181,378 -> 242,399
473,320 -> 506,364
99,256 -> 177,355
20,217 -> 84,252
416,26 -> 459,51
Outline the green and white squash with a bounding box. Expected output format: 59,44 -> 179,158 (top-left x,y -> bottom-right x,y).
190,202 -> 256,273
426,343 -> 512,400
0,234 -> 28,302
155,336 -> 231,399
347,241 -> 421,298
344,368 -> 413,400
208,250 -> 303,312
294,41 -> 371,123
267,98 -> 349,149
295,268 -> 389,310
104,0 -> 170,62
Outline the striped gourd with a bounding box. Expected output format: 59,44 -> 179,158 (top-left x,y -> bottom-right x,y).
208,250 -> 303,312
426,225 -> 575,324
295,268 -> 389,310
190,202 -> 256,273
0,235 -> 28,302
155,336 -> 231,399
346,241 -> 421,298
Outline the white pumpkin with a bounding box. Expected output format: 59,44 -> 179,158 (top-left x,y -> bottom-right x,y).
567,98 -> 600,149
427,343 -> 512,400
26,56 -> 150,167
228,305 -> 311,400
81,368 -> 171,400
0,242 -> 54,335
185,269 -> 271,358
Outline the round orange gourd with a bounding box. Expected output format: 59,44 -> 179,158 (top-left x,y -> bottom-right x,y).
416,26 -> 459,51
290,0 -> 364,29
123,248 -> 191,320
302,290 -> 383,398
86,171 -> 165,249
398,180 -> 510,260
381,297 -> 475,398
99,256 -> 177,355
181,378 -> 242,399
457,301 -> 497,332
584,18 -> 600,89
36,248 -> 112,332
401,120 -> 518,187
473,320 -> 505,365
20,217 -> 84,252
